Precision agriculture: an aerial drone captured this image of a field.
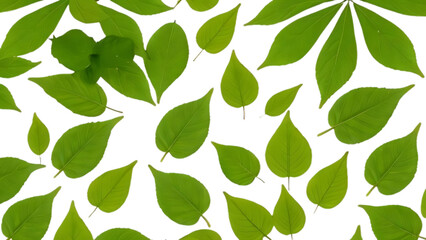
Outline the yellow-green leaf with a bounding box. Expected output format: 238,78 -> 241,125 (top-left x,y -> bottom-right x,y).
54,201 -> 93,240
28,113 -> 50,157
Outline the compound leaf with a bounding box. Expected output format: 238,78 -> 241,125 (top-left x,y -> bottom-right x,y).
54,201 -> 93,240
361,0 -> 426,16
265,84 -> 301,117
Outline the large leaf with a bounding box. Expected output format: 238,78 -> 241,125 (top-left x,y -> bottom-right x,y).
149,166 -> 211,226
319,85 -> 413,144
110,0 -> 172,15
0,57 -> 40,78
1,187 -> 60,240
145,22 -> 189,103
28,113 -> 50,157
265,84 -> 301,117
354,3 -> 423,77
54,201 -> 93,240
52,117 -> 123,178
350,226 -> 362,240
0,157 -> 44,204
316,4 -> 357,108
156,89 -> 213,161
0,84 -> 20,112
96,228 -> 149,240
224,192 -> 273,240
361,0 -> 426,16
69,0 -> 107,23
186,0 -> 218,12
180,229 -> 221,240
365,124 -> 420,196
0,0 -> 68,58
0,0 -> 41,12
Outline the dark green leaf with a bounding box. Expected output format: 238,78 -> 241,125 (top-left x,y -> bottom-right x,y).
361,0 -> 426,16
110,0 -> 172,15
96,228 -> 149,240
0,0 -> 41,12
69,0 -> 107,23
0,84 -> 20,112
94,36 -> 135,68
186,0 -> 218,11
28,113 -> 50,156
54,201 -> 93,240
0,57 -> 40,78
350,226 -> 362,240
265,84 -> 301,117
180,229 -> 221,240
273,185 -> 305,237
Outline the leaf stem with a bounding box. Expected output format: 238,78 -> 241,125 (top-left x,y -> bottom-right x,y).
366,186 -> 376,196
39,155 -> 42,164
201,215 -> 211,228
317,127 -> 333,137
106,106 -> 123,114
314,204 -> 319,214
54,170 -> 63,178
291,233 -> 294,240
419,236 -> 426,240
264,235 -> 272,240
193,49 -> 204,61
89,207 -> 98,218
288,177 -> 290,191
242,106 -> 246,120
160,152 -> 168,162
256,176 -> 265,183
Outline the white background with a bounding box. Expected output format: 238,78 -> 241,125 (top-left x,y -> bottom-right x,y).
1,0 -> 426,239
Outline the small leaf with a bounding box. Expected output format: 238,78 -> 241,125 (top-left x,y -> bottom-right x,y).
211,142 -> 261,185
265,84 -> 302,117
28,113 -> 50,157
145,22 -> 189,103
96,228 -> 149,240
224,192 -> 273,240
110,0 -> 172,15
0,84 -> 20,112
0,0 -> 41,12
361,0 -> 426,16
156,89 -> 213,161
88,161 -> 137,215
180,229 -> 221,240
54,201 -> 93,240
52,117 -> 123,178
354,3 -> 423,77
350,226 -> 362,240
307,152 -> 348,211
422,190 -> 426,218
0,57 -> 40,78
1,187 -> 60,240
0,157 -> 44,204
365,124 -> 421,196
0,0 -> 68,58
69,0 -> 107,23
186,0 -> 218,12
149,166 -> 211,226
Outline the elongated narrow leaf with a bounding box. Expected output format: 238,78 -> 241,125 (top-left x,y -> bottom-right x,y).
88,161 -> 137,214
69,0 -> 107,23
211,142 -> 261,185
54,201 -> 92,240
196,4 -> 240,55
0,157 -> 44,204
0,0 -> 41,12
365,124 -> 420,196
29,74 -> 108,117
0,84 -> 20,112
0,57 -> 40,78
110,0 -> 172,15
265,84 -> 301,117
321,85 -> 413,144
156,89 -> 213,161
96,228 -> 149,240
246,0 -> 333,26
260,3 -> 341,68
350,226 -> 362,240
422,190 -> 426,218
186,0 -> 218,12
307,152 -> 348,210
145,22 -> 189,103
354,4 -> 423,77
180,229 -> 221,240
274,185 -> 305,237
360,205 -> 425,240
28,113 -> 50,156
224,192 -> 273,240
316,4 -> 357,107
361,0 -> 426,16
52,117 -> 123,178
149,166 -> 211,226
1,187 -> 60,240
0,0 -> 68,58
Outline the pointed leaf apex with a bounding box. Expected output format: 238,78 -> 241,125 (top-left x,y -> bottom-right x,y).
50,187 -> 61,197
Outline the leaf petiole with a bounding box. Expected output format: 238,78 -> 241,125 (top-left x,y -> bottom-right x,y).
105,106 -> 123,114
201,214 -> 211,228
256,176 -> 265,183
89,207 -> 98,218
366,186 -> 376,196
54,170 -> 63,178
160,152 -> 168,162
193,49 -> 204,61
317,127 -> 334,137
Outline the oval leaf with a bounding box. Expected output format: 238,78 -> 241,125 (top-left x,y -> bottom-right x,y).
180,229 -> 221,240
265,84 -> 302,117
69,0 -> 107,23
0,0 -> 41,12
54,201 -> 93,240
28,113 -> 50,156
0,57 -> 40,78
361,0 -> 426,16
186,0 -> 218,12
350,226 -> 362,240
96,228 -> 149,240
110,0 -> 172,15
0,84 -> 20,112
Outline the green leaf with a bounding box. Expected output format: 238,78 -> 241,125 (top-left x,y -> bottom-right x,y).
52,117 -> 123,178
0,57 -> 40,78
94,36 -> 135,68
246,0 -> 333,26
211,142 -> 261,185
29,74 -> 109,117
0,0 -> 41,12
273,185 -> 305,238
319,85 -> 413,144
307,152 -> 348,211
354,3 -> 424,77
186,0 -> 218,11
195,4 -> 240,57
96,228 -> 149,240
1,187 -> 60,240
350,226 -> 362,240
51,29 -> 96,71
145,22 -> 189,103
88,161 -> 137,216
361,0 -> 426,16
224,192 -> 273,240
0,157 -> 44,204
28,113 -> 50,157
265,111 -> 312,189
54,201 -> 93,240
316,4 -> 357,108
360,205 -> 426,240
365,124 -> 421,196
156,89 -> 213,161
69,0 -> 107,23
0,0 -> 68,58
221,50 -> 258,119
0,84 -> 20,112
265,84 -> 302,117
259,3 -> 341,69
422,190 -> 426,218
110,0 -> 172,15
180,229 -> 221,240
149,166 -> 211,226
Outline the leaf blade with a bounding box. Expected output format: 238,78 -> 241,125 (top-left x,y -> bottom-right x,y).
110,0 -> 172,15
69,0 -> 107,23
0,84 -> 20,112
265,84 -> 302,117
54,201 -> 93,240
0,57 -> 40,78
28,113 -> 50,156
95,228 -> 149,240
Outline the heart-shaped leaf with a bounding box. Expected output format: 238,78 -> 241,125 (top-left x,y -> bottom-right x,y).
54,201 -> 93,240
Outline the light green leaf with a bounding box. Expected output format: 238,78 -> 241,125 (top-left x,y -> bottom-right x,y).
319,85 -> 413,144
180,229 -> 221,240
224,192 -> 273,240
0,157 -> 44,204
54,201 -> 93,240
316,4 -> 357,108
211,142 -> 261,186
0,84 -> 20,112
0,0 -> 68,58
28,113 -> 50,157
0,0 -> 41,12
156,89 -> 213,161
149,166 -> 211,227
145,22 -> 189,103
265,84 -> 302,117
361,0 -> 426,16
422,190 -> 426,218
110,0 -> 172,15
94,36 -> 135,68
354,3 -> 423,77
69,0 -> 107,23
88,161 -> 137,216
52,117 -> 123,178
186,0 -> 218,11
350,226 -> 362,240
273,185 -> 305,237
1,187 -> 60,240
307,152 -> 348,211
96,228 -> 149,240
365,124 -> 420,196
0,57 -> 40,78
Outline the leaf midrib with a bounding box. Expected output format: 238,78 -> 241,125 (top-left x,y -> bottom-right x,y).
315,158 -> 345,207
